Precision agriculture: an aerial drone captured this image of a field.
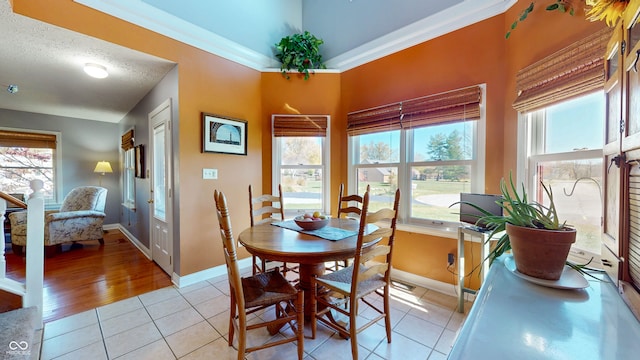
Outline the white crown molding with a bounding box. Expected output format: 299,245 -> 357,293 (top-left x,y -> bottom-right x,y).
74,0 -> 516,73
74,0 -> 278,70
325,0 -> 517,71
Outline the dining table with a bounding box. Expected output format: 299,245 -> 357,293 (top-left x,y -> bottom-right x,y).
237,217 -> 374,318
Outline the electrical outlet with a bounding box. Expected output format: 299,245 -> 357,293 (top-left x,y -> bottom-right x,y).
447,253 -> 454,266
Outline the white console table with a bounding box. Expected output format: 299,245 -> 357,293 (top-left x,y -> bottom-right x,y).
449,256 -> 640,359
457,226 -> 492,313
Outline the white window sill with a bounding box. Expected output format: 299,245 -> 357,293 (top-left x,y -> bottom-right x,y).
396,223 -> 458,239
121,203 -> 136,211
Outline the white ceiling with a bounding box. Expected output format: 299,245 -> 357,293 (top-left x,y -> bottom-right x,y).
0,0 -> 515,124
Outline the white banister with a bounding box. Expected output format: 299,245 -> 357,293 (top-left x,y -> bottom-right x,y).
23,180 -> 45,329
0,181 -> 45,329
0,197 -> 6,280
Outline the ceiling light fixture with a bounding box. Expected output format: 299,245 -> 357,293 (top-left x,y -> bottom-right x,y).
83,63 -> 109,79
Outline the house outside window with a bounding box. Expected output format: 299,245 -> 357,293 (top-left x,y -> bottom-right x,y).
518,91 -> 604,257
348,85 -> 485,230
0,128 -> 61,204
272,115 -> 330,217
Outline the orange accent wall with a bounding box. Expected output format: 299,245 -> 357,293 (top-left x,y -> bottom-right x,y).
260,72 -> 342,208
12,0 -> 264,276
14,0 -> 607,285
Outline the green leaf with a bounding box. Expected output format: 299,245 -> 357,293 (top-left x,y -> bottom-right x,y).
546,3 -> 559,11
511,21 -> 518,30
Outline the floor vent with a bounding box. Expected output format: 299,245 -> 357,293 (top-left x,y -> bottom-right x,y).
391,280 -> 415,291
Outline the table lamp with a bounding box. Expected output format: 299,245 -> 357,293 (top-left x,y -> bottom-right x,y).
94,161 -> 113,186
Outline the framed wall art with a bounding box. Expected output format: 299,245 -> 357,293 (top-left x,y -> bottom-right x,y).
202,113 -> 247,155
135,144 -> 145,178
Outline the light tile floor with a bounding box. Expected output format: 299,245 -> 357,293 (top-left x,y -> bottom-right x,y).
37,269 -> 472,360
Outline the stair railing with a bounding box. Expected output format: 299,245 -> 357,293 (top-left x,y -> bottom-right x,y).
0,180 -> 45,328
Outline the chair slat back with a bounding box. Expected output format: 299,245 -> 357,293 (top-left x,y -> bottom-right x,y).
336,184 -> 370,219
249,184 -> 285,226
352,188 -> 400,293
214,190 -> 245,309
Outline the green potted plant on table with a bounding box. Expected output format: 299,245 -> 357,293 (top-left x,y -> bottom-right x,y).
462,173 -> 580,281
275,31 -> 326,80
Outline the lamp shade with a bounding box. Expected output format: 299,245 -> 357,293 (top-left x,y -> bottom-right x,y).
94,161 -> 113,175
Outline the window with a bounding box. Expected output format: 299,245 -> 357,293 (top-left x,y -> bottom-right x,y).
121,129 -> 135,208
272,115 -> 330,217
123,148 -> 135,207
519,91 -> 604,256
0,128 -> 61,203
348,86 -> 485,229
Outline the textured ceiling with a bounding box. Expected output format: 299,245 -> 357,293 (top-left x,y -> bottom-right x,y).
0,1 -> 175,123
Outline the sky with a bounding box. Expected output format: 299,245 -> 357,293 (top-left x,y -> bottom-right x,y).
545,91 -> 604,153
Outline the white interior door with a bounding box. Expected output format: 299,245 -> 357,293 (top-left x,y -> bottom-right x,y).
149,99 -> 173,275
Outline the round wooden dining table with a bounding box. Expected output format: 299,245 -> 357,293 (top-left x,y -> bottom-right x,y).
237,218 -> 366,317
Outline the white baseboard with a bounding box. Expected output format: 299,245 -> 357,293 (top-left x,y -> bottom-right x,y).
114,224 -> 151,260
105,226 -> 469,297
171,257 -> 253,288
391,267 -> 457,298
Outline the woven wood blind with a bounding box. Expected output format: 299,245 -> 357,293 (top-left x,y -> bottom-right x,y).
121,129 -> 134,150
513,27 -> 611,113
347,86 -> 481,136
346,103 -> 403,136
0,130 -> 56,149
401,86 -> 481,128
273,115 -> 328,137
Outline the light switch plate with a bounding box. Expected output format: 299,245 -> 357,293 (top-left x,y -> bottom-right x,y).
203,168 -> 218,179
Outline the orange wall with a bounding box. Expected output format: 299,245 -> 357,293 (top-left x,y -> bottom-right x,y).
260,72 -> 342,206
13,0 -> 264,276
15,0 -> 608,285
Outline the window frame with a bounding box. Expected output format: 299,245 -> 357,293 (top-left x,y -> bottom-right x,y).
272,115 -> 331,217
123,147 -> 135,209
516,93 -> 605,261
0,127 -> 62,205
347,85 -> 486,231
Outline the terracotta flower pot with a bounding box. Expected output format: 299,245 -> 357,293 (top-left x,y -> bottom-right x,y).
506,223 -> 577,280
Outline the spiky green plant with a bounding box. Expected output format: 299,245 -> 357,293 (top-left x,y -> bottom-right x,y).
454,172 -> 597,278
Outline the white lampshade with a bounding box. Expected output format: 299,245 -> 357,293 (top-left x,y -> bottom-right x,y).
94,161 -> 113,175
84,63 -> 109,79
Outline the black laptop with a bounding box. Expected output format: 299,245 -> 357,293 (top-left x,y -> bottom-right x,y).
459,193 -> 503,231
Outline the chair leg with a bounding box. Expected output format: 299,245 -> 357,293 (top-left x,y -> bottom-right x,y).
296,290 -> 304,360
228,292 -> 236,347
349,301 -> 358,360
98,238 -> 104,245
384,286 -> 392,343
11,244 -> 24,256
311,278 -> 317,339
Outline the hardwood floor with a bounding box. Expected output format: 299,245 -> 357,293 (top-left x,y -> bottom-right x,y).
0,229 -> 172,323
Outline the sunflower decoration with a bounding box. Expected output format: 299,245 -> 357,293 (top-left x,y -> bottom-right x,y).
586,0 -> 631,26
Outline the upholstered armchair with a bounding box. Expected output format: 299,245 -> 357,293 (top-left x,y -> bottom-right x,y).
9,186 -> 108,256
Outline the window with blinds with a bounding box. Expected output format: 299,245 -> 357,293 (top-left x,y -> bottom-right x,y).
272,115 -> 331,215
347,85 -> 485,228
0,128 -> 60,202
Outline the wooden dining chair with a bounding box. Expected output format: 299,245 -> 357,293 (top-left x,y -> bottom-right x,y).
248,184 -> 298,277
328,183 -> 371,271
336,183 -> 369,219
214,190 -> 304,360
311,188 -> 400,360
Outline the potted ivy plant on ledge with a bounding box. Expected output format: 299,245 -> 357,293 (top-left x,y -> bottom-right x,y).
461,173 -> 582,281
275,31 -> 326,80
